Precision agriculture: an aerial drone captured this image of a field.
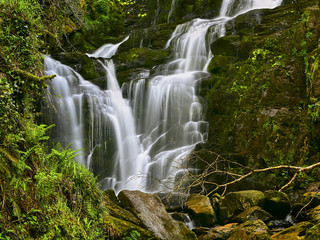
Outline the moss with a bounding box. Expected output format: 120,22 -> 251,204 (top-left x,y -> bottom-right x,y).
199,4 -> 320,190
271,221 -> 313,239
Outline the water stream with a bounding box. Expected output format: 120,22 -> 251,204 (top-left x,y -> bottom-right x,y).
43,0 -> 282,193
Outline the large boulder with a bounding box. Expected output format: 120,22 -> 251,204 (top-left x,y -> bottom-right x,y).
263,191 -> 291,219
218,190 -> 266,223
118,190 -> 197,240
186,194 -> 217,227
227,220 -> 271,240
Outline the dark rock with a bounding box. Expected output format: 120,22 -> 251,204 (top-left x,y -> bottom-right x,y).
218,190 -> 265,223
263,191 -> 291,219
186,194 -> 217,227
157,192 -> 189,212
118,190 -> 197,240
302,192 -> 320,209
228,220 -> 271,240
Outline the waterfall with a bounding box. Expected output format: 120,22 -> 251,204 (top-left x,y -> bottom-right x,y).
43,0 -> 282,193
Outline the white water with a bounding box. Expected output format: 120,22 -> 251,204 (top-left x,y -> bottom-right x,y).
43,0 -> 282,192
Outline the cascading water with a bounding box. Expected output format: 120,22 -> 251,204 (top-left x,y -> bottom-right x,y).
43,0 -> 282,193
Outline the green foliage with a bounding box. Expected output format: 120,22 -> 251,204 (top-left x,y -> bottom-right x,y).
308,98 -> 320,122
124,230 -> 141,240
0,121 -> 109,239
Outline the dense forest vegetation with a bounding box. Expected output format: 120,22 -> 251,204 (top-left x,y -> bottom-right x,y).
1,0 -> 320,239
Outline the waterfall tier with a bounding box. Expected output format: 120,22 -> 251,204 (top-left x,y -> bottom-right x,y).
43,0 -> 282,192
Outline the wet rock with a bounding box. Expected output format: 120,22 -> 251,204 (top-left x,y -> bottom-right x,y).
118,190 -> 197,240
186,194 -> 217,227
263,191 -> 291,219
170,212 -> 191,223
234,206 -> 273,223
194,223 -> 238,240
218,190 -> 265,223
228,220 -> 271,240
267,219 -> 293,231
51,52 -> 107,89
271,221 -> 313,239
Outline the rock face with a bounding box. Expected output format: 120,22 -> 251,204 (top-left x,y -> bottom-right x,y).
186,194 -> 217,227
218,190 -> 266,223
199,0 -> 320,192
118,190 -> 197,240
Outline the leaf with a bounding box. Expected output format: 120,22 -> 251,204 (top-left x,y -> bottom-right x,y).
12,201 -> 21,218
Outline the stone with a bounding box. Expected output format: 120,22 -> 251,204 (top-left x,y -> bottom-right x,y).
194,223 -> 238,240
218,190 -> 266,223
186,194 -> 217,227
228,220 -> 271,240
263,191 -> 291,219
118,190 -> 197,240
102,212 -> 156,239
234,206 -> 273,223
103,190 -> 143,227
271,221 -> 313,239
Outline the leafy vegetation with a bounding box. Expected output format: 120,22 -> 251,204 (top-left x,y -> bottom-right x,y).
0,0 -> 151,239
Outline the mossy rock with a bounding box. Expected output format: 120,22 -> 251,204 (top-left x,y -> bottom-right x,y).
228,220 -> 271,240
308,205 -> 320,223
234,206 -> 273,223
218,190 -> 266,223
103,190 -> 143,227
186,194 -> 217,227
102,212 -> 156,239
194,223 -> 238,240
263,191 -> 291,219
271,221 -> 313,239
115,47 -> 169,70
